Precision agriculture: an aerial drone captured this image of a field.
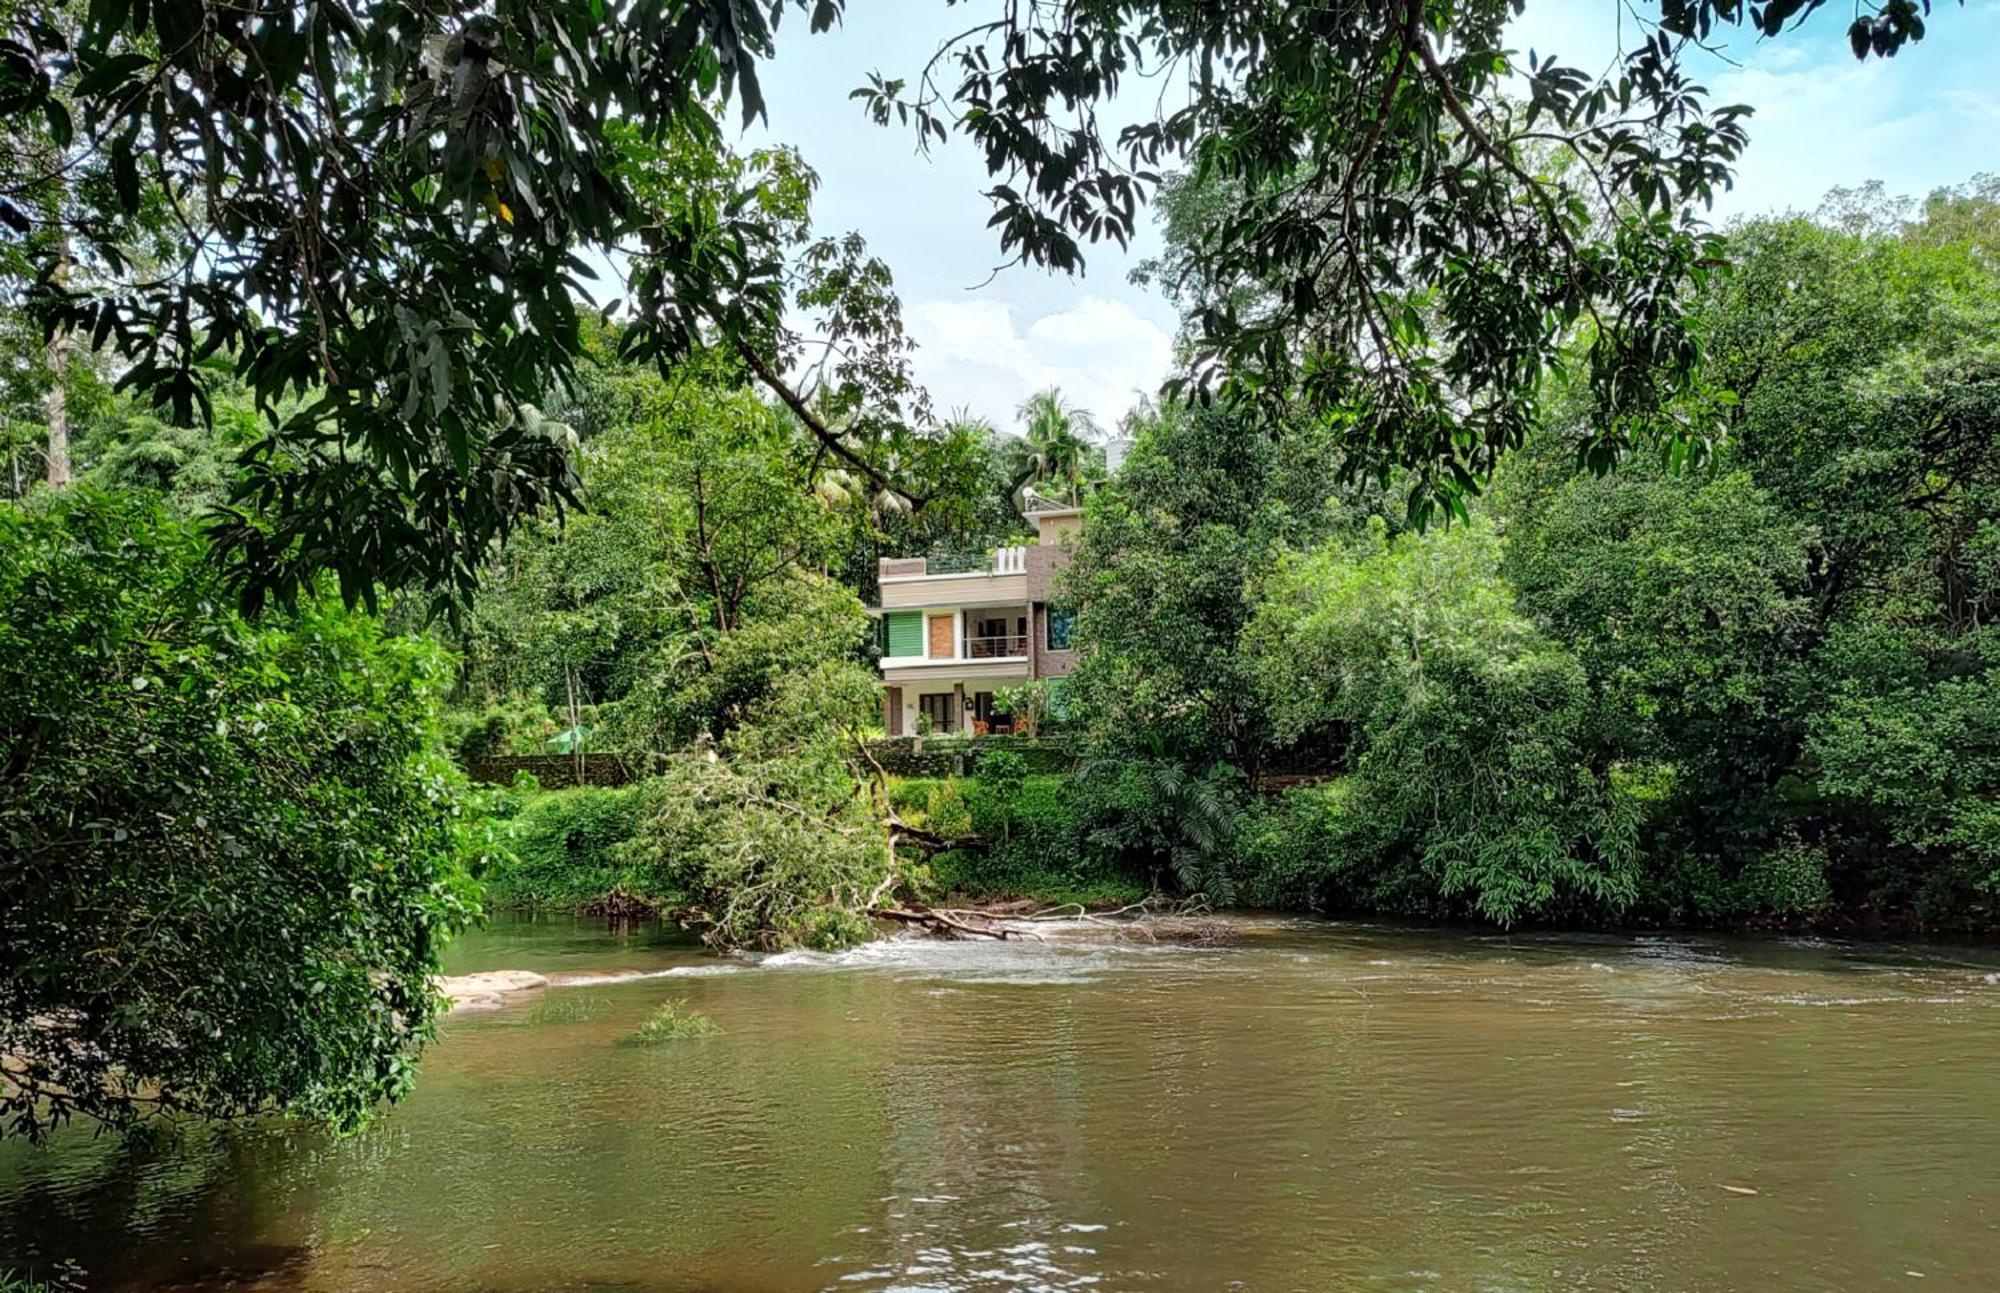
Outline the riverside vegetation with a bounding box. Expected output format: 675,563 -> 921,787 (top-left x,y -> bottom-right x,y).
472,180 -> 2000,942
2,179 -> 1995,1146
0,0 -> 1990,1147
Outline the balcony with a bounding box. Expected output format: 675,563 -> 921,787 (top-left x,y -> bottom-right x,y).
966,633 -> 1028,659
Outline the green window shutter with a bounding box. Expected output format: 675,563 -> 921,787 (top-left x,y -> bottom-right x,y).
885,611 -> 922,657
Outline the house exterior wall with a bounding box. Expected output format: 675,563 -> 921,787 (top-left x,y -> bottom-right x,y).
1031,603 -> 1078,679
879,571 -> 1028,608
883,666 -> 1030,734
1025,508 -> 1080,603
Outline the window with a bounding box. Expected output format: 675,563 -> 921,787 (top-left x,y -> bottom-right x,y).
883,611 -> 922,658
918,692 -> 956,733
1047,609 -> 1075,651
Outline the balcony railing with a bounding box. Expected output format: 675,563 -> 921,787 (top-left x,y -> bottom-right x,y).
884,545 -> 1029,578
966,633 -> 1028,659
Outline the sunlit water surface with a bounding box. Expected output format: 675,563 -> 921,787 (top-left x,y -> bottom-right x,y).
5,914 -> 2000,1291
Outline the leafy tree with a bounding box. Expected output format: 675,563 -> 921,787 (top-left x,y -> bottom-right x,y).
1246,523 -> 1641,924
0,489 -> 483,1139
1065,399 -> 1356,773
864,2 -> 1951,521
622,659 -> 889,949
456,370 -> 861,752
1503,465 -> 1812,819
1495,183 -> 2000,927
1006,387 -> 1104,508
613,569 -> 870,755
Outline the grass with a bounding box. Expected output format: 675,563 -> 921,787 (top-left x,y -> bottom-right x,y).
520,995 -> 609,1026
1,1271 -> 69,1293
619,999 -> 719,1045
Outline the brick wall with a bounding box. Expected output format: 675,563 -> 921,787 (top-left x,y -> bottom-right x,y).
465,753 -> 634,789
865,735 -> 1076,778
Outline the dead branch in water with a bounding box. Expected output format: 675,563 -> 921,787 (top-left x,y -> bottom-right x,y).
1016,897 -> 1235,945
870,896 -> 1235,945
869,904 -> 1030,940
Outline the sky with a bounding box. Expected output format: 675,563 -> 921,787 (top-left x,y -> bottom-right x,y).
743,1 -> 2000,438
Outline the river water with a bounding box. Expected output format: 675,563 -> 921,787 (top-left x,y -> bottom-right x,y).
4,914 -> 2000,1291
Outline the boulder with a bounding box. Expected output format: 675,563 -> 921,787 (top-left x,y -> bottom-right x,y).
434,970 -> 549,1013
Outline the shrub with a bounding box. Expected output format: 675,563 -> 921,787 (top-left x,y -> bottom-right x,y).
0,490 -> 483,1139
620,1000 -> 718,1045
1729,838 -> 1835,920
1234,781 -> 1358,911
929,773 -> 1149,906
482,785 -> 647,909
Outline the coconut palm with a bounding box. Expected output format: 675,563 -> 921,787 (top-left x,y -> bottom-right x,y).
1007,388 -> 1104,508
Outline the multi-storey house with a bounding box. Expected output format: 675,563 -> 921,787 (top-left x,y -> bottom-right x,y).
869,503 -> 1080,735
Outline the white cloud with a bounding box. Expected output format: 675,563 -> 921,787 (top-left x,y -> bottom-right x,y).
907,294 -> 1174,435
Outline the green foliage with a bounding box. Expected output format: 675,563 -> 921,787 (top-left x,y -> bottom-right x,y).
616,571 -> 870,754
1066,400 -> 1357,769
482,787 -> 647,911
620,1000 -> 719,1046
456,373 -> 873,759
1504,465 -> 1811,773
921,778 -> 973,840
1246,525 -> 1641,925
5,0 -> 1949,613
917,774 -> 1149,908
974,750 -> 1028,834
858,0 -> 1951,520
1234,782 -> 1358,912
1807,628 -> 2000,922
1073,757 -> 1245,903
1492,189 -> 2000,927
0,490 -> 483,1139
1004,388 -> 1105,507
622,660 -> 889,950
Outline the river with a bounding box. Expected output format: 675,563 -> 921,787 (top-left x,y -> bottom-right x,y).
4,914 -> 1999,1291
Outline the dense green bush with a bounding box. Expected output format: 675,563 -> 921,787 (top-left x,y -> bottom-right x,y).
0,491 -> 483,1138
886,772 -> 1145,906
1245,525 -> 1641,925
623,661 -> 891,949
1806,627 -> 2000,926
1233,781 -> 1357,912
481,786 -> 648,910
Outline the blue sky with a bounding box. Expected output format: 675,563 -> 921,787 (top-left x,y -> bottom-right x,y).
744,1 -> 2000,436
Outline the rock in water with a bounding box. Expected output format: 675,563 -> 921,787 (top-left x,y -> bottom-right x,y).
434,970 -> 550,1012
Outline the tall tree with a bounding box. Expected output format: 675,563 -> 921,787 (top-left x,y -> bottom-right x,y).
1008,387 -> 1103,507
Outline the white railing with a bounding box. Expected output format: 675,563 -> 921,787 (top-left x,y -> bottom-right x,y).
992,545 -> 1026,574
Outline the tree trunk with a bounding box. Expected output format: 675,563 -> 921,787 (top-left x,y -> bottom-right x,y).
565,662 -> 584,785
43,248 -> 71,488
43,355 -> 70,488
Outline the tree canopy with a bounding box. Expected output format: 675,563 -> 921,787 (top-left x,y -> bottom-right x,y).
0,489 -> 484,1139
0,0 -> 1961,609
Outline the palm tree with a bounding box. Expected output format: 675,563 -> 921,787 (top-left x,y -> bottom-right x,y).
1007,388 -> 1104,508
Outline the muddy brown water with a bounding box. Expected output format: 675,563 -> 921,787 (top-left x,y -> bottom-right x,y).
4,913 -> 2000,1291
